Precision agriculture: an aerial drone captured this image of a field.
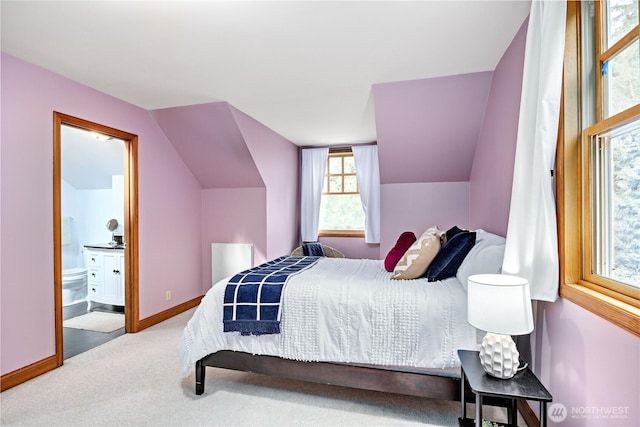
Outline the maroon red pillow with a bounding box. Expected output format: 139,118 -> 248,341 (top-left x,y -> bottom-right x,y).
384,231 -> 417,272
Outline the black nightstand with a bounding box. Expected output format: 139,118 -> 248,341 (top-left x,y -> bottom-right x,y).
458,349 -> 552,427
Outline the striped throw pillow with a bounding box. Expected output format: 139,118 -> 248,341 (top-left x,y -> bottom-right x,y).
391,226 -> 443,280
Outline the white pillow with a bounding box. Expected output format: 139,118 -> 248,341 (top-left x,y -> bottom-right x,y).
456,230 -> 505,290
474,229 -> 506,245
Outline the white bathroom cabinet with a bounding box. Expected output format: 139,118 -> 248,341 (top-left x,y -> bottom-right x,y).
84,247 -> 125,309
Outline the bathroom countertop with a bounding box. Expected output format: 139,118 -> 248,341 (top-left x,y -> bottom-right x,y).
84,243 -> 126,250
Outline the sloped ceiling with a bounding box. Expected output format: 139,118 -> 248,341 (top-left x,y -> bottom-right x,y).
1,1 -> 531,146
151,102 -> 264,189
374,71 -> 495,183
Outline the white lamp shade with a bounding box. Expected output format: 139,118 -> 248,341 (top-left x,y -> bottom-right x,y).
467,274 -> 534,336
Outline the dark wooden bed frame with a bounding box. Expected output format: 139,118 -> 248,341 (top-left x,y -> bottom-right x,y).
195,350 -> 462,401
193,350 -> 521,424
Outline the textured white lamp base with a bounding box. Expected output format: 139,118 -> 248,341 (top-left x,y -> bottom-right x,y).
478,333 -> 520,379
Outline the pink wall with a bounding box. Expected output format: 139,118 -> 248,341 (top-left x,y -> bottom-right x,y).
469,19 -> 527,236
380,182 -> 470,257
331,182 -> 470,261
230,106 -> 300,261
535,300 -> 639,426
201,188 -> 267,294
318,236 -> 380,260
0,53 -> 203,375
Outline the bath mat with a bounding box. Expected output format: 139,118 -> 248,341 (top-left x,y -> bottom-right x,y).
63,311 -> 124,333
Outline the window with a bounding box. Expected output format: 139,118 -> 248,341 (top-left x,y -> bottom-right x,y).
600,0 -> 639,118
558,1 -> 640,336
318,148 -> 365,237
585,117 -> 640,292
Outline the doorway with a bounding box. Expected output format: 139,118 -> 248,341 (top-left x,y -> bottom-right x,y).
53,112 -> 139,366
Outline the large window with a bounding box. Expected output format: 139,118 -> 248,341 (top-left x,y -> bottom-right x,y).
600,0 -> 639,118
586,117 -> 640,291
559,1 -> 639,336
318,148 -> 365,237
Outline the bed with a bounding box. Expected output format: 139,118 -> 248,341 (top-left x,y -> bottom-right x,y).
179,229 -> 506,401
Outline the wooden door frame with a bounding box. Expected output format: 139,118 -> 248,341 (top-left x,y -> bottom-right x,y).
53,112 -> 140,366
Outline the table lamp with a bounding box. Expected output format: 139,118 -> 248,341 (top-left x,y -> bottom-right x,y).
467,274 -> 534,379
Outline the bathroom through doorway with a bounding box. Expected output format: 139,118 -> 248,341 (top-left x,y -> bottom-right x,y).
53,112 -> 139,366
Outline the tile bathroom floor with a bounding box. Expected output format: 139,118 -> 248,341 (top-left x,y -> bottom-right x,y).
63,302 -> 125,360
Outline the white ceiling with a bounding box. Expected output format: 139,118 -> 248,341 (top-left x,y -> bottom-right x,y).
61,125 -> 124,190
1,0 -> 530,146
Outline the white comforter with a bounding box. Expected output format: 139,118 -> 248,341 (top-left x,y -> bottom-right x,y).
179,257 -> 479,377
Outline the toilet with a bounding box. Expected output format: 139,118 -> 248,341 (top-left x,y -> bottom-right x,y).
62,268 -> 88,307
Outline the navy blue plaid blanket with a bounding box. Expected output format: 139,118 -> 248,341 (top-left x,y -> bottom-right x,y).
223,256 -> 319,335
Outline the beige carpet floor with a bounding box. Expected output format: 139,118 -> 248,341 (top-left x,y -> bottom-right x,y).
1,308 -> 518,426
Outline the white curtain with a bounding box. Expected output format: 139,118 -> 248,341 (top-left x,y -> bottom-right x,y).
502,1 -> 566,302
352,145 -> 381,244
301,148 -> 329,242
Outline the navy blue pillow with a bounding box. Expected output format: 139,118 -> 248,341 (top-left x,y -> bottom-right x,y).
425,231 -> 476,282
445,225 -> 467,243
